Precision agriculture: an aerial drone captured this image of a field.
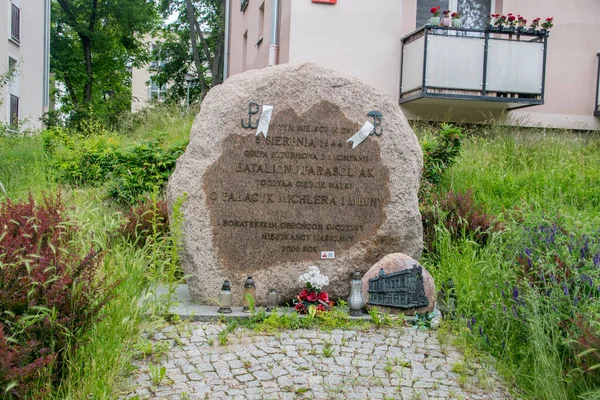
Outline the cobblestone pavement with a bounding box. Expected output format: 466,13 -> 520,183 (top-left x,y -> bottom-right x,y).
124,322 -> 511,400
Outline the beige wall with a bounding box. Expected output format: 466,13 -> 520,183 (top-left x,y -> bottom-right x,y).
131,36 -> 159,113
131,62 -> 152,113
287,0 -> 405,101
0,0 -> 49,131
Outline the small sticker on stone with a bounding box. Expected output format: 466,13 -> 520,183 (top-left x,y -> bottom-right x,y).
321,251 -> 335,259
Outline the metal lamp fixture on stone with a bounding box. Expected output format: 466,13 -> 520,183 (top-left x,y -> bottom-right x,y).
266,289 -> 279,312
348,271 -> 365,316
217,280 -> 232,314
242,276 -> 256,312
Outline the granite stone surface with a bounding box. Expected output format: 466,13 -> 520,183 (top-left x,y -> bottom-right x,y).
167,62 -> 423,305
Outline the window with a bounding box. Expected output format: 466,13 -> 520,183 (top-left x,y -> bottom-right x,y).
416,0 -> 449,28
11,3 -> 20,42
241,0 -> 249,12
456,0 -> 493,30
8,57 -> 17,77
416,0 -> 493,29
149,44 -> 165,68
9,94 -> 19,127
7,57 -> 18,102
149,79 -> 167,101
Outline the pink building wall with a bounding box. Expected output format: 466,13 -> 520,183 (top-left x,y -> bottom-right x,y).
226,0 -> 600,130
228,0 -> 290,77
503,0 -> 600,129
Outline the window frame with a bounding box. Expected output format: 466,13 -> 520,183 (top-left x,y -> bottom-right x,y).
9,94 -> 19,127
10,3 -> 21,43
148,78 -> 167,102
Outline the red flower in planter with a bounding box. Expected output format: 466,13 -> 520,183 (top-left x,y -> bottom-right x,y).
318,291 -> 329,303
294,265 -> 333,314
299,289 -> 309,300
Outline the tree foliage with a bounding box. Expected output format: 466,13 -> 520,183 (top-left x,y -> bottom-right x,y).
153,0 -> 225,102
51,0 -> 159,126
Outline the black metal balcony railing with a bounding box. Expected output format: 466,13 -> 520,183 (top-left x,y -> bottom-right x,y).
399,25 -> 548,110
595,53 -> 600,117
9,94 -> 19,127
11,4 -> 20,42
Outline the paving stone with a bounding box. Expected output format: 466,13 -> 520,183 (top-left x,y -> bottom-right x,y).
122,323 -> 513,400
235,373 -> 254,383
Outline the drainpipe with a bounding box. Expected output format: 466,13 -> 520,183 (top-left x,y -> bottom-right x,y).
43,0 -> 50,114
223,0 -> 230,79
268,0 -> 280,66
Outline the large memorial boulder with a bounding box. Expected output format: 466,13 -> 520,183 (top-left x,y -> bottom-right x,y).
167,62 -> 423,305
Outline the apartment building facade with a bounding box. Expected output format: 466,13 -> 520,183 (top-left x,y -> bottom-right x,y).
0,0 -> 51,131
226,0 -> 600,130
131,37 -> 168,112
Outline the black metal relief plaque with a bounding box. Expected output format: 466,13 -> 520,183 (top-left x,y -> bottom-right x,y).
367,266 -> 429,309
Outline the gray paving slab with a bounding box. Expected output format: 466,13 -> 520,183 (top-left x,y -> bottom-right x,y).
121,321 -> 513,400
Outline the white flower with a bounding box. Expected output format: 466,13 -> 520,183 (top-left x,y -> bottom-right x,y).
298,266 -> 329,290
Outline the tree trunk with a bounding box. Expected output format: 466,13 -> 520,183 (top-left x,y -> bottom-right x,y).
80,34 -> 93,103
185,0 -> 208,93
63,74 -> 79,107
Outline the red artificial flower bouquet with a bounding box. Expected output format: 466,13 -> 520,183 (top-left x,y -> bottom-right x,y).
294,266 -> 334,314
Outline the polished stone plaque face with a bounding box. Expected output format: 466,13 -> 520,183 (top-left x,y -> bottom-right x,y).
202,101 -> 391,272
367,266 -> 429,309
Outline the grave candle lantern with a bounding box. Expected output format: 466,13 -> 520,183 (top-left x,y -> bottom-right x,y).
217,280 -> 232,314
242,276 -> 256,312
348,271 -> 365,316
266,289 -> 279,312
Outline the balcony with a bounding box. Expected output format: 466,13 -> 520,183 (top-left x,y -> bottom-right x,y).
399,26 -> 548,118
595,53 -> 600,117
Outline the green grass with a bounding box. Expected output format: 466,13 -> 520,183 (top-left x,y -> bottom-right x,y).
416,125 -> 600,400
0,135 -> 54,200
2,116 -> 599,399
442,130 -> 600,222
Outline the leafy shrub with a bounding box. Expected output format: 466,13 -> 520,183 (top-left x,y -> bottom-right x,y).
107,140 -> 186,205
0,194 -> 117,397
120,196 -> 170,245
43,127 -> 186,205
418,124 -> 467,252
42,128 -> 120,186
421,123 -> 463,187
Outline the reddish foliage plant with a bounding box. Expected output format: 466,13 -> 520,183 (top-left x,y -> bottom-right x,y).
570,315 -> 600,379
422,189 -> 500,253
0,194 -> 117,397
119,197 -> 170,245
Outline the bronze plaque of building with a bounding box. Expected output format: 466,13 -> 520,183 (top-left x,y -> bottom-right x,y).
367,266 -> 429,309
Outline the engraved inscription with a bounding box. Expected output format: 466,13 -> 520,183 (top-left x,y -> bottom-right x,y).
202,102 -> 391,271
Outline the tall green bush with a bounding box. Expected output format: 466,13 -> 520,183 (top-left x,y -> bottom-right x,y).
107,140 -> 187,205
